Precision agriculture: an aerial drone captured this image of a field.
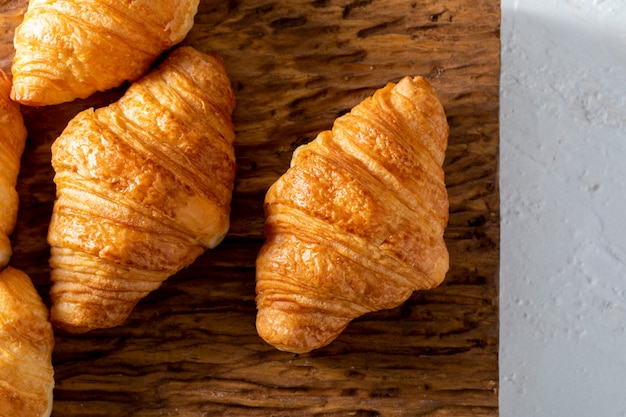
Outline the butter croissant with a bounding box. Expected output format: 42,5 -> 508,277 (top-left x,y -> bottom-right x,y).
0,71 -> 27,268
0,266 -> 55,417
11,0 -> 199,106
48,46 -> 237,333
255,76 -> 449,353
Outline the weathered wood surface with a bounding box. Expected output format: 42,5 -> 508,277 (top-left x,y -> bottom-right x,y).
0,0 -> 25,72
2,0 -> 500,415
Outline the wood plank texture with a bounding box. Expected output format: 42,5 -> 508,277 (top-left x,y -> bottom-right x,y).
3,0 -> 500,415
0,0 -> 26,72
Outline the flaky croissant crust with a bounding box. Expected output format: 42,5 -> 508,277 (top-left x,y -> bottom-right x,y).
0,71 -> 27,268
11,0 -> 199,106
256,76 -> 449,353
0,266 -> 55,417
48,46 -> 237,333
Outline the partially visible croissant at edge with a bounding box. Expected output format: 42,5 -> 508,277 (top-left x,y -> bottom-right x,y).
11,0 -> 199,106
0,70 -> 27,268
255,76 -> 449,353
0,266 -> 55,417
47,46 -> 237,333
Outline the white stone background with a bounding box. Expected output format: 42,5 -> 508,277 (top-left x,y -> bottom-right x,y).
500,0 -> 626,415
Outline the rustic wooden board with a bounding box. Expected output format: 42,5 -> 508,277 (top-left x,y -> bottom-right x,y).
2,0 -> 500,415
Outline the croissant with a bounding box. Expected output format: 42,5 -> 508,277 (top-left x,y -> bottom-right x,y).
255,76 -> 449,353
10,0 -> 199,106
0,71 -> 27,268
48,46 -> 237,333
0,266 -> 55,417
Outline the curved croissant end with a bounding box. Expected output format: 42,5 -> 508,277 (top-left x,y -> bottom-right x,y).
11,0 -> 199,106
48,46 -> 237,333
0,266 -> 55,417
255,76 -> 449,353
0,71 -> 27,269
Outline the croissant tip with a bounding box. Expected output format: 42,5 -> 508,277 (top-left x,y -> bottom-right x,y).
0,248 -> 10,270
50,320 -> 94,335
49,296 -> 135,334
50,315 -> 128,334
256,307 -> 349,354
9,83 -> 76,107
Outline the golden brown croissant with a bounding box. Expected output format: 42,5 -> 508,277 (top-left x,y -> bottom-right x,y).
0,266 -> 55,417
255,76 -> 449,353
10,0 -> 199,106
48,46 -> 237,333
0,70 -> 27,268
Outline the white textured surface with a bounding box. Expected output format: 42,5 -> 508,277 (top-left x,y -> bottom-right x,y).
500,0 -> 626,416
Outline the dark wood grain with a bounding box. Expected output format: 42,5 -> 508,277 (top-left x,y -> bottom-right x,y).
4,0 -> 500,415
